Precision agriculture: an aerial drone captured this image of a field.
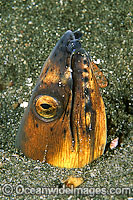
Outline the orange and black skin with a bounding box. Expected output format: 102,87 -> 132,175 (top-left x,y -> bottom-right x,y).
16,30 -> 107,168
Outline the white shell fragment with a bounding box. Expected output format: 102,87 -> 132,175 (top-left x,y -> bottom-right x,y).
110,137 -> 119,149
93,59 -> 100,64
20,102 -> 28,108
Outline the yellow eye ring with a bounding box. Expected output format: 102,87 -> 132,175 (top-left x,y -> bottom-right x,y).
34,95 -> 59,120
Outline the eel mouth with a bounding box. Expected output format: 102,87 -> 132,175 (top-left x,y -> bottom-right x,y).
66,31 -> 82,146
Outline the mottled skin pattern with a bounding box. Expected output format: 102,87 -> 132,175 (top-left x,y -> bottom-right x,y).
16,30 -> 107,168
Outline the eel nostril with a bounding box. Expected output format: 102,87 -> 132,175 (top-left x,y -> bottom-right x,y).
73,30 -> 82,39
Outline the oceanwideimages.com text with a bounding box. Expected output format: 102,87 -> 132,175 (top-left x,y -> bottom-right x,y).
2,184 -> 132,197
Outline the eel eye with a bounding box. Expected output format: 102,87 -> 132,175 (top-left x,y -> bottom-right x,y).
34,95 -> 58,120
